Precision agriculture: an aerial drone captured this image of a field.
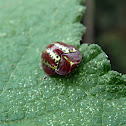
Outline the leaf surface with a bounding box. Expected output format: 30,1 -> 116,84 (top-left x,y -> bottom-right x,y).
0,0 -> 126,126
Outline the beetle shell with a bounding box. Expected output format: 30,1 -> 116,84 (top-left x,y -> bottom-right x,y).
41,42 -> 82,76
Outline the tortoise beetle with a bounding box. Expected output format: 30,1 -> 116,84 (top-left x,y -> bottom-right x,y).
41,42 -> 82,76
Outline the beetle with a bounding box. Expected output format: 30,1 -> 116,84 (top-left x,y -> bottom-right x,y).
41,42 -> 82,76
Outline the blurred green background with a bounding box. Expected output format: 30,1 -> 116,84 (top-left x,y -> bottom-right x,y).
83,0 -> 126,74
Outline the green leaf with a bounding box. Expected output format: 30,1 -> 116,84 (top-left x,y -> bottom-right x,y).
0,0 -> 126,126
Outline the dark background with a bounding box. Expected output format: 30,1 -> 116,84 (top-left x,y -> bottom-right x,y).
82,0 -> 126,74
